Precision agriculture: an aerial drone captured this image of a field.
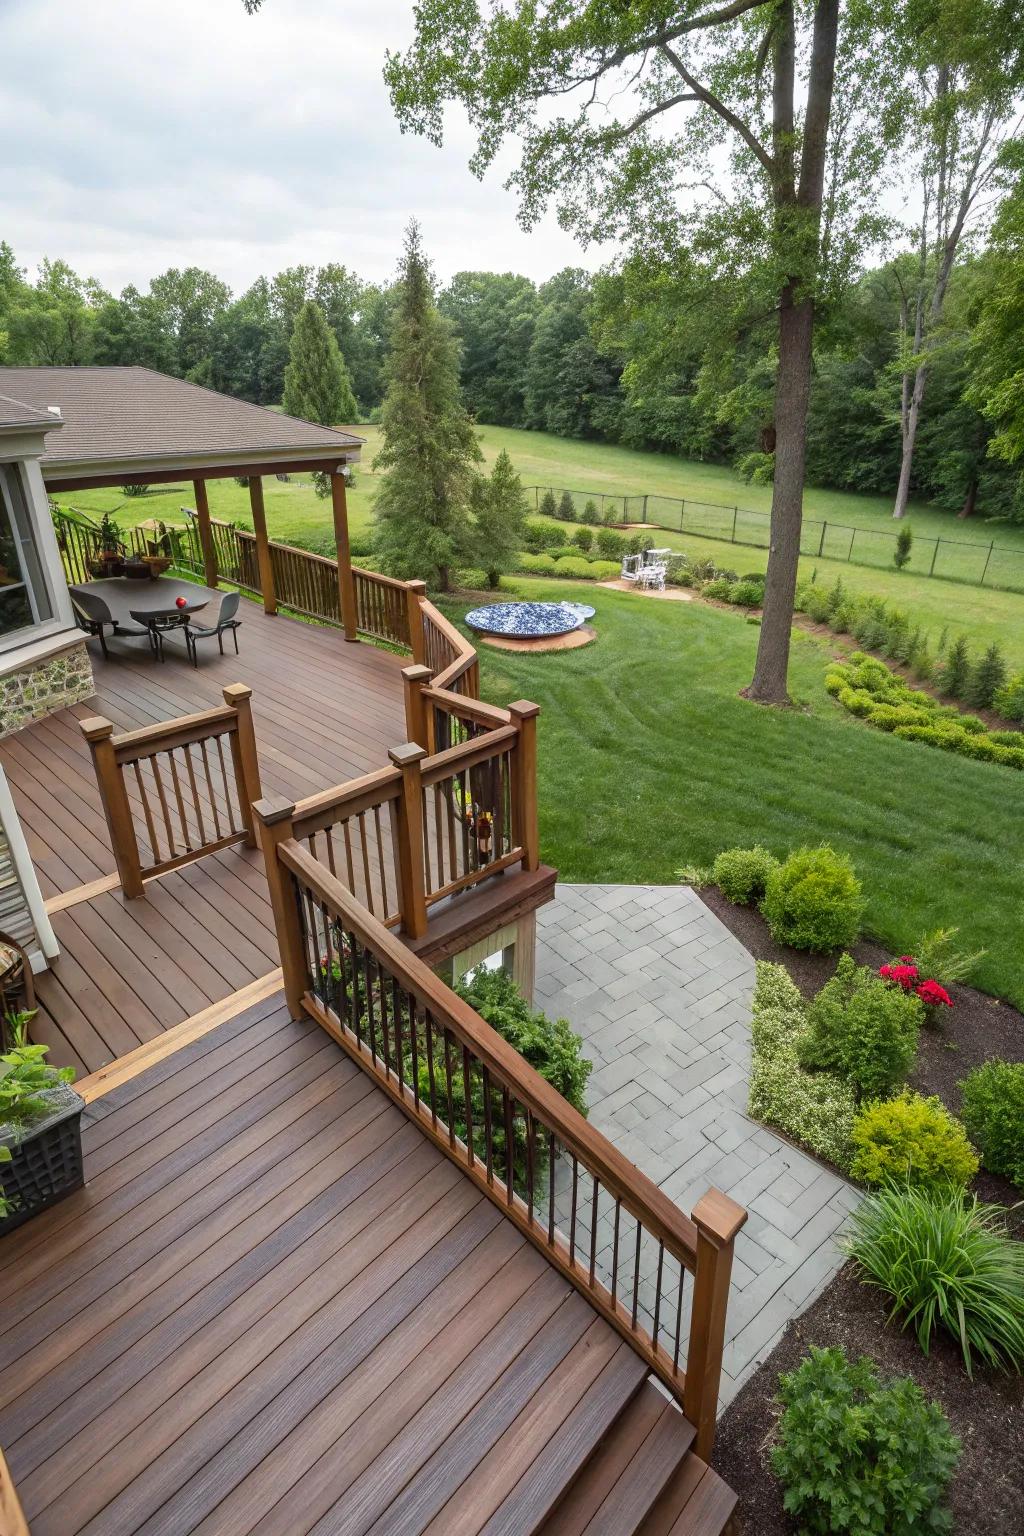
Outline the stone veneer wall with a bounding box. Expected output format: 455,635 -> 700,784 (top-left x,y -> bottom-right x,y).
0,640 -> 94,740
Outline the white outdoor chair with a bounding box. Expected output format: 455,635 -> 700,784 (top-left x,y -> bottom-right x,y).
620,553 -> 642,583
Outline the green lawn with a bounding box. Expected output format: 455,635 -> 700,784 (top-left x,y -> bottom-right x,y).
439,578 -> 1023,1009
61,422 -> 1024,669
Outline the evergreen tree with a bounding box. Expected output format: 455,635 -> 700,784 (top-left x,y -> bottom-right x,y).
941,635 -> 972,698
557,491 -> 576,522
474,451 -> 528,589
965,644 -> 1007,709
894,526 -> 913,570
538,490 -> 557,519
372,223 -> 481,591
282,300 -> 357,425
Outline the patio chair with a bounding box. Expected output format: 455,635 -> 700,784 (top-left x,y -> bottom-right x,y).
638,559 -> 668,591
620,553 -> 642,583
183,591 -> 242,667
71,590 -> 118,658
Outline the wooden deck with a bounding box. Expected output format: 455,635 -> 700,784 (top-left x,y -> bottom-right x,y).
0,608 -> 407,1074
0,996 -> 733,1536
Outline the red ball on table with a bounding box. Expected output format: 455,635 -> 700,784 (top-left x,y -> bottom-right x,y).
175,596 -> 188,609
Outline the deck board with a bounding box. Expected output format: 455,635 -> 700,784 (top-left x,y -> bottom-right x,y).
0,1001 -> 647,1536
0,605 -> 407,1074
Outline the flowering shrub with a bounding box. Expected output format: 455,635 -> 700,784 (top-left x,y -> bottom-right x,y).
799,955 -> 922,1101
747,962 -> 857,1170
879,955 -> 954,1018
850,1091 -> 979,1191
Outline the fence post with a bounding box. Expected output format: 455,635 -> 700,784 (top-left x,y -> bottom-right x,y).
848,528 -> 857,561
252,794 -> 308,1017
222,683 -> 263,846
642,495 -> 648,524
683,1189 -> 747,1460
980,542 -> 995,585
929,540 -> 939,576
248,476 -> 278,616
388,743 -> 428,939
680,502 -> 685,532
401,664 -> 433,750
731,507 -> 738,542
405,579 -> 427,663
818,521 -> 827,558
507,701 -> 540,872
80,717 -> 144,899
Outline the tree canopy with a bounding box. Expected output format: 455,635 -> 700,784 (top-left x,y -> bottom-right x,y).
282,299 -> 357,426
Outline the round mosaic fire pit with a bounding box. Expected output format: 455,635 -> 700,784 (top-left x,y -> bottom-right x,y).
464,601 -> 586,638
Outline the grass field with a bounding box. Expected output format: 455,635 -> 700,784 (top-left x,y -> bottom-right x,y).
62,423 -> 1024,669
439,577 -> 1023,1008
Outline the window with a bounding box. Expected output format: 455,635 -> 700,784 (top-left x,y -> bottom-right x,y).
0,464 -> 53,643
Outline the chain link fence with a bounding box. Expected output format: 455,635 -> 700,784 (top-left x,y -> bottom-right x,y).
527,486 -> 1024,594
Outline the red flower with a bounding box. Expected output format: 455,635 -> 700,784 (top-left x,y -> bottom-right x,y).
916,979 -> 952,1008
880,962 -> 919,991
899,955 -> 916,965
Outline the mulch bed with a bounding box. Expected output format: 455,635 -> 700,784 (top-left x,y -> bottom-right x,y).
701,887 -> 1024,1531
713,1262 -> 1024,1536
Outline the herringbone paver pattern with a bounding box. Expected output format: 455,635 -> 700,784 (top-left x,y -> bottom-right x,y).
535,884 -> 860,1405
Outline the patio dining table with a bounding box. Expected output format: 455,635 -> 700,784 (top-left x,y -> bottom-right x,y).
70,576 -> 219,662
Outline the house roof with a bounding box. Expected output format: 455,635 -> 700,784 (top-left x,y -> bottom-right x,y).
0,366 -> 362,483
0,391 -> 62,434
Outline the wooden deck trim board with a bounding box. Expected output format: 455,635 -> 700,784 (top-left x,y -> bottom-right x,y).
76,968 -> 284,1100
44,870 -> 121,913
0,1448 -> 29,1536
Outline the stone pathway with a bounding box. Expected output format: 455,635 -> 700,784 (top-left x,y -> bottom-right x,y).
535,883 -> 860,1406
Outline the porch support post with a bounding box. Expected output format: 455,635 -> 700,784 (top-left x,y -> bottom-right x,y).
248,476 -> 277,615
80,717 -> 144,899
193,478 -> 218,589
401,664 -> 433,750
330,468 -> 358,642
388,743 -> 428,939
683,1190 -> 747,1460
507,700 -> 540,872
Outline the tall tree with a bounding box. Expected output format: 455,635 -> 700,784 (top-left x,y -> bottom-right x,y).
148,266 -> 231,376
968,145 -> 1024,510
383,0 -> 898,702
373,222 -> 481,591
282,299 -> 357,425
473,450 -> 529,588
439,271 -> 539,423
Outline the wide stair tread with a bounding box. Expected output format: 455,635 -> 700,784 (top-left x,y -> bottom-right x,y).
541,1379 -> 727,1536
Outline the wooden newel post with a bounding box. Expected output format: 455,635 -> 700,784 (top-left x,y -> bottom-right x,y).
330,469 -> 358,642
80,716 -> 144,899
507,701 -> 540,872
248,476 -> 277,616
252,793 -> 308,1017
405,579 -> 427,664
388,743 -> 428,939
222,684 -> 263,845
401,664 -> 433,751
193,479 -> 218,590
683,1189 -> 747,1460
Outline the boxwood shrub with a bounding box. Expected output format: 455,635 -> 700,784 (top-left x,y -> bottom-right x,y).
850,1091 -> 979,1191
711,844 -> 779,904
959,1060 -> 1024,1188
761,844 -> 865,953
799,954 -> 922,1101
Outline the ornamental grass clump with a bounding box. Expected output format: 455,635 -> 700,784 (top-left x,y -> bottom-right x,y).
850,1091 -> 979,1192
761,845 -> 865,953
799,955 -> 922,1101
772,1347 -> 959,1536
959,1060 -> 1024,1188
845,1187 -> 1024,1375
711,844 -> 779,904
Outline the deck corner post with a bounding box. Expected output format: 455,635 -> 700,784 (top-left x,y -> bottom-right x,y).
252,793 -> 307,1017
248,476 -> 277,616
401,664 -> 433,751
683,1189 -> 747,1461
79,715 -> 144,899
404,579 -> 427,663
192,478 -> 218,590
329,469 -> 358,642
507,701 -> 540,872
223,683 -> 263,845
388,742 -> 428,939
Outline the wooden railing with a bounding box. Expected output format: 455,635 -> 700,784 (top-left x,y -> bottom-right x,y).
80,684 -> 263,898
422,601 -> 480,695
52,507 -> 104,585
253,829 -> 745,1457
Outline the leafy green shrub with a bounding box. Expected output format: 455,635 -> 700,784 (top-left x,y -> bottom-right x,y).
959,1060 -> 1024,1187
701,576 -> 733,601
761,845 -> 864,953
557,490 -> 576,521
993,672 -> 1024,721
712,845 -> 779,904
772,1347 -> 959,1535
581,499 -> 600,525
523,519 -> 563,552
965,643 -> 1007,709
602,502 -> 618,525
515,552 -> 558,575
122,482 -> 149,498
571,526 -> 594,552
747,963 -> 857,1169
800,955 -> 921,1100
728,578 -> 764,607
538,490 -> 557,519
850,1091 -> 978,1191
595,528 -> 625,560
845,1187 -> 1024,1374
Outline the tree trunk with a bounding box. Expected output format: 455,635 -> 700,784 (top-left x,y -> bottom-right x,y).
893,359 -> 926,519
743,285 -> 815,705
958,478 -> 978,518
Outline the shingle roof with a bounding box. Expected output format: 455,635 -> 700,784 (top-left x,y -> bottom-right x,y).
0,392 -> 62,433
0,367 -> 362,471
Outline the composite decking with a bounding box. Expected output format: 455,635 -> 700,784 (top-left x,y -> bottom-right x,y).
0,995 -> 697,1536
0,605 -> 407,1074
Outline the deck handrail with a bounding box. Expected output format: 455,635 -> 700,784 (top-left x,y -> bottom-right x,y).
252,827 -> 745,1457
80,684 -> 263,898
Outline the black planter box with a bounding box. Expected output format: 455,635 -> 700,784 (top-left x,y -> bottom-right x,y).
0,1084 -> 85,1236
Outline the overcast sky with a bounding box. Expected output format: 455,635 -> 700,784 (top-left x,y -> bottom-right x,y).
1,0 -> 605,296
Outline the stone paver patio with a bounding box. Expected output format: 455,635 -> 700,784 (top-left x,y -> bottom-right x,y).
535,883 -> 861,1405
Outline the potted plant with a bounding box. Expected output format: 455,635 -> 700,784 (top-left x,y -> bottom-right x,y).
88,511 -> 126,577
0,1015 -> 84,1235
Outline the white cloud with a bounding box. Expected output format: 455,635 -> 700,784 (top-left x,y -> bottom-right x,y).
0,0 -> 609,294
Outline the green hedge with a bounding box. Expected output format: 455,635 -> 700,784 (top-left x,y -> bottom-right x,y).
514,552 -> 620,581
